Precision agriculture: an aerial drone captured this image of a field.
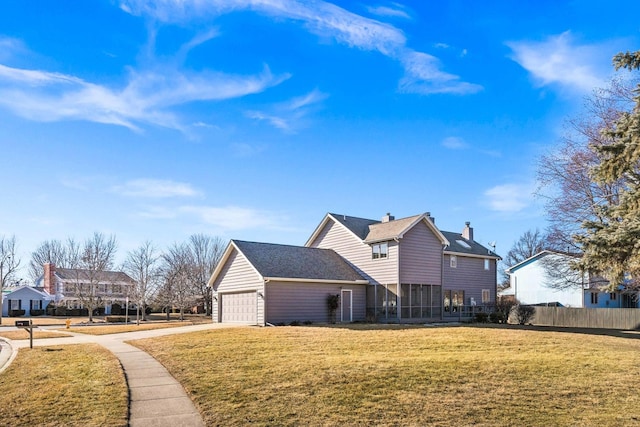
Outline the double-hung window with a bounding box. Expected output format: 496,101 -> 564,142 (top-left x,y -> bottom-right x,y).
372,242 -> 388,259
482,289 -> 490,304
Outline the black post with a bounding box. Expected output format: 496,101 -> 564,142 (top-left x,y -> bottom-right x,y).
29,319 -> 33,349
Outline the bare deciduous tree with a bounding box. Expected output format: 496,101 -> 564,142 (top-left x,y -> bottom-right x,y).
0,235 -> 20,325
28,238 -> 78,282
161,242 -> 198,321
187,234 -> 225,316
70,233 -> 118,323
500,229 -> 548,286
537,76 -> 635,252
123,241 -> 159,324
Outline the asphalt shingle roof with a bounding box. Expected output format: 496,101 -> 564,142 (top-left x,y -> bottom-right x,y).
365,214 -> 423,243
56,268 -> 134,283
440,231 -> 498,257
329,212 -> 499,258
328,214 -> 379,240
234,240 -> 366,282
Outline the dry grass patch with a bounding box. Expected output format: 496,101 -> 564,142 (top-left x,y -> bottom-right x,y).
66,321 -> 193,335
0,316 -> 87,326
132,325 -> 640,427
0,329 -> 71,340
0,344 -> 127,427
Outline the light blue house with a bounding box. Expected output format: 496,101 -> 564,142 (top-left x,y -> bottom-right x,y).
1,286 -> 53,317
503,250 -> 639,308
583,285 -> 638,308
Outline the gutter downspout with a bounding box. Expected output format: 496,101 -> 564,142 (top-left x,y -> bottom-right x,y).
396,237 -> 401,322
441,243 -> 447,321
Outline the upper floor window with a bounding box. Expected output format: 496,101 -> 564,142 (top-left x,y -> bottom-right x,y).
450,255 -> 457,268
484,259 -> 490,270
372,242 -> 388,259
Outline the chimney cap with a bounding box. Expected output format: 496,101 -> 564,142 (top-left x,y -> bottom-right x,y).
465,221 -> 471,226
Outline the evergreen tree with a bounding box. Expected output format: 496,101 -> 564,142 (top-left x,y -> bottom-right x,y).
575,50 -> 640,290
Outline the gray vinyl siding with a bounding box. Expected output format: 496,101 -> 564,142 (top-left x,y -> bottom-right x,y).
443,254 -> 497,305
399,221 -> 443,285
308,220 -> 398,285
265,281 -> 366,324
212,248 -> 265,325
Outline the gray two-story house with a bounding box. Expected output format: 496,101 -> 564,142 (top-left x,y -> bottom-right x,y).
208,212 -> 500,325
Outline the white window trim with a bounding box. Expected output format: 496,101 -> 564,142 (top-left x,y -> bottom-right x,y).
482,289 -> 490,304
372,242 -> 389,260
450,255 -> 457,268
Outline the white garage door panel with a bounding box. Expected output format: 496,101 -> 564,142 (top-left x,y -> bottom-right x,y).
221,292 -> 256,323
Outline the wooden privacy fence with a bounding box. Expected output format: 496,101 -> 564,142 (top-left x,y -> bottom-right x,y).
533,307 -> 640,330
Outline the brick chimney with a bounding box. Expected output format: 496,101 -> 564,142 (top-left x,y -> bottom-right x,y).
381,213 -> 395,223
462,221 -> 473,241
43,263 -> 56,295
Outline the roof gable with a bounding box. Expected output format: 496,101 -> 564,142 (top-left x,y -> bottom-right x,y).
306,213 -> 378,246
306,212 -> 450,247
2,285 -> 52,299
365,214 -> 449,245
505,250 -> 575,273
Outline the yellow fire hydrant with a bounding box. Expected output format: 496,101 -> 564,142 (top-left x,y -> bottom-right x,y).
65,319 -> 71,329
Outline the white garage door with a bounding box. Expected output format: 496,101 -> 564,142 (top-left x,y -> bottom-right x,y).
221,292 -> 257,323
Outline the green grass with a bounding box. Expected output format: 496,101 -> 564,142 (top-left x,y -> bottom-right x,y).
0,344 -> 128,427
132,325 -> 640,426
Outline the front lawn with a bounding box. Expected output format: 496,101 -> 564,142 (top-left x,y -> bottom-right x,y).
66,321 -> 194,335
132,325 -> 640,426
0,344 -> 128,427
0,329 -> 71,340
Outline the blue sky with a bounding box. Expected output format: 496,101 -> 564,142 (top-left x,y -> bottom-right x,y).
1,0 -> 639,276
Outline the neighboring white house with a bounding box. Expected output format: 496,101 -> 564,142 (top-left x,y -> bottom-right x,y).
36,263 -> 135,315
1,285 -> 53,317
503,250 -> 640,309
502,251 -> 586,307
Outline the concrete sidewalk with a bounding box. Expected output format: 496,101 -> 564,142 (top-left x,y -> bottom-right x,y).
1,323 -> 241,426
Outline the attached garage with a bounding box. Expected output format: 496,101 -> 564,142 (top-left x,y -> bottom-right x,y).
266,281 -> 366,324
209,240 -> 368,326
220,292 -> 257,323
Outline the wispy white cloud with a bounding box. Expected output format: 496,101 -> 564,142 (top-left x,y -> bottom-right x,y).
506,31 -> 607,93
399,51 -> 483,95
0,63 -> 289,131
246,88 -> 328,132
479,149 -> 502,158
179,205 -> 286,230
120,0 -> 480,95
442,136 -> 469,150
484,183 -> 534,213
366,3 -> 412,20
112,179 -> 202,198
246,110 -> 290,131
0,36 -> 29,61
